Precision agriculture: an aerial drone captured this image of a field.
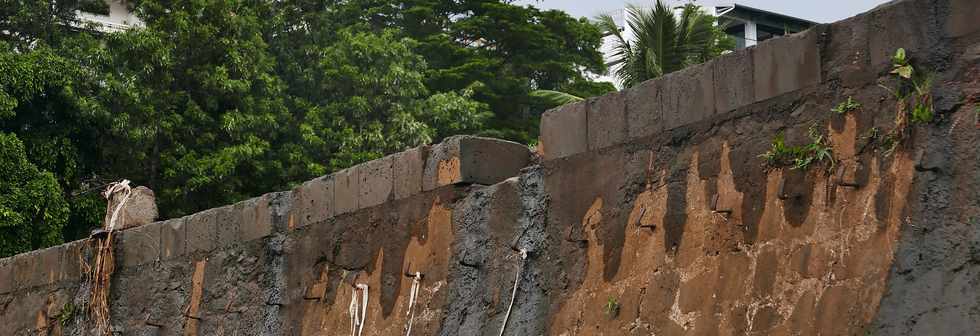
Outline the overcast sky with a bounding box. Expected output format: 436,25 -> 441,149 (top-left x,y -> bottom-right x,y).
514,0 -> 891,23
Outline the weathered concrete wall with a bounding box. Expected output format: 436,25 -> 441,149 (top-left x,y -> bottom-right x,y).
2,0 -> 978,335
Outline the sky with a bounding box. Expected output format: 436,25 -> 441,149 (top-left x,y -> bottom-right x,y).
513,0 -> 891,23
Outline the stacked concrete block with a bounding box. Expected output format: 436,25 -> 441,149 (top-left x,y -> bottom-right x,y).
9,246 -> 60,290
753,28 -> 822,102
662,63 -> 717,129
118,220 -> 161,267
626,78 -> 665,140
333,167 -> 359,215
59,239 -> 88,283
358,155 -> 394,208
238,194 -> 273,241
868,0 -> 932,70
186,208 -> 218,253
0,257 -> 11,294
289,177 -> 334,229
713,48 -> 755,114
423,136 -> 531,189
587,91 -> 627,151
393,146 -> 427,199
823,14 -> 873,87
160,217 -> 187,258
948,0 -> 980,38
540,102 -> 588,160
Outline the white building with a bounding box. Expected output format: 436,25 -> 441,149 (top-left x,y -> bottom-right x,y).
598,1 -> 815,87
76,0 -> 142,32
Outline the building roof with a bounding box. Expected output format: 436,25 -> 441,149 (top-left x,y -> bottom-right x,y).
715,3 -> 818,30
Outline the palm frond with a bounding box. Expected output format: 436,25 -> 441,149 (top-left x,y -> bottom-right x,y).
530,89 -> 584,107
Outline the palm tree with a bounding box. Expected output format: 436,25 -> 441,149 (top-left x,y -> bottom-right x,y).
598,1 -> 733,88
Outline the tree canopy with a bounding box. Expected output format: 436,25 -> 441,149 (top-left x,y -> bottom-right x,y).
598,0 -> 734,88
0,0 -> 613,256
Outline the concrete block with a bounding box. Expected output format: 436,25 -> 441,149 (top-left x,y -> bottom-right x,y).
626,78 -> 665,140
713,48 -> 755,114
160,217 -> 186,258
118,220 -> 161,267
662,62 -> 716,130
10,247 -> 57,289
357,155 -> 394,208
30,246 -> 61,286
824,14 -> 874,87
289,176 -> 334,229
587,91 -> 627,150
239,195 -> 273,241
334,167 -> 359,215
185,209 -> 217,253
423,136 -> 531,190
393,146 -> 426,199
59,240 -> 88,282
540,102 -> 587,160
10,252 -> 33,290
104,185 -> 158,230
0,257 -> 11,293
212,204 -> 240,249
868,0 -> 930,69
949,0 -> 980,38
753,29 -> 822,102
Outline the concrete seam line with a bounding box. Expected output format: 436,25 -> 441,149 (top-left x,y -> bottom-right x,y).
498,249 -> 528,336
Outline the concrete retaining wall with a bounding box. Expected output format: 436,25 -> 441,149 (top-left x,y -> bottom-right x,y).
1,0 -> 978,334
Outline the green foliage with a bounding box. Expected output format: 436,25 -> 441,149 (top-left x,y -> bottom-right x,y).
881,48 -> 934,124
597,1 -> 734,88
605,296 -> 620,318
530,90 -> 584,107
832,97 -> 861,115
1,0 -> 612,250
760,126 -> 835,171
0,133 -> 69,257
57,302 -> 77,326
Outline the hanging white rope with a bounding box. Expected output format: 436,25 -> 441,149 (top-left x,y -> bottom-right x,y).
404,272 -> 422,336
498,249 -> 528,336
102,179 -> 132,231
349,283 -> 369,336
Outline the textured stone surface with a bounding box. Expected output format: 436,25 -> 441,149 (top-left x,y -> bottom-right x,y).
358,155 -> 394,208
824,14 -> 874,87
289,176 -> 334,229
239,194 -> 273,241
105,185 -> 159,230
213,204 -> 241,249
1,1 -> 977,334
714,48 -> 755,114
713,49 -> 755,113
160,217 -> 187,258
334,167 -> 359,215
0,256 -> 11,294
118,220 -> 161,267
423,136 -> 530,190
393,146 -> 426,199
540,102 -> 587,160
753,29 -> 821,102
626,78 -> 665,140
186,208 -> 217,253
662,62 -> 716,129
948,0 -> 980,38
587,91 -> 627,150
59,239 -> 88,282
868,0 -> 931,69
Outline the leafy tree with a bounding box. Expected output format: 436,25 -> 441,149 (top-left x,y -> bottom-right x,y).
0,0 -> 610,251
0,132 -> 69,257
598,0 -> 734,88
